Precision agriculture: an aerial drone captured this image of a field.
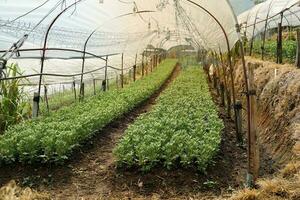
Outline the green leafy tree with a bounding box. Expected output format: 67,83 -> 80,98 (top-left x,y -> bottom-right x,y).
253,0 -> 265,5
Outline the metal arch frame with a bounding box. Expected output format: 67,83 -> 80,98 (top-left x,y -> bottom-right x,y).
245,0 -> 300,58
245,1 -> 300,28
288,9 -> 300,24
261,0 -> 276,60
246,3 -> 300,56
37,0 -> 84,115
185,0 -> 244,141
79,10 -> 156,91
185,1 -> 256,184
249,4 -> 264,56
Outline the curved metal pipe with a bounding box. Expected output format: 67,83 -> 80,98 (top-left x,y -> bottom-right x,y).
185,0 -> 239,135
37,0 -> 84,115
249,5 -> 263,56
79,10 -> 156,90
261,0 -> 276,60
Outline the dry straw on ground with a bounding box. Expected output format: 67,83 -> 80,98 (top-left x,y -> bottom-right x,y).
0,181 -> 50,200
229,161 -> 300,200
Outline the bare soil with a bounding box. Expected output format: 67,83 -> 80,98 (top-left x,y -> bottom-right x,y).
0,65 -> 251,199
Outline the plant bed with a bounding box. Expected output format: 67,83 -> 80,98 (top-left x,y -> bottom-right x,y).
0,59 -> 177,164
114,66 -> 224,172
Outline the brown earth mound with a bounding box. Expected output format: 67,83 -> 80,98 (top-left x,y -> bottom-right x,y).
234,57 -> 300,167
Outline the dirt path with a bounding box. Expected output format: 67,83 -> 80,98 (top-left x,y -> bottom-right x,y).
0,65 -> 251,200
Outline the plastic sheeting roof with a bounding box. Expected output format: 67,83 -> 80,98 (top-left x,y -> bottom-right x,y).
0,0 -> 240,85
238,0 -> 300,40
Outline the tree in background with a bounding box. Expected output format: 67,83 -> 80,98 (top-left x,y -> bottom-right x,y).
253,0 -> 265,5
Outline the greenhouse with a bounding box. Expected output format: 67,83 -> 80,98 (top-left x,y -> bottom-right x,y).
0,0 -> 299,199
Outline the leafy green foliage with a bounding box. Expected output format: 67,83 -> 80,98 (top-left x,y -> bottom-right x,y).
252,39 -> 296,63
114,67 -> 223,172
0,59 -> 177,164
0,64 -> 31,135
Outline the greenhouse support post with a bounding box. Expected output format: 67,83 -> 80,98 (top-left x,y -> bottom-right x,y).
121,53 -> 124,88
32,92 -> 39,118
277,12 -> 284,64
142,52 -> 145,77
37,0 -> 82,116
152,55 -> 154,71
80,83 -> 85,99
134,53 -> 137,82
238,31 -> 258,188
44,85 -> 49,114
277,22 -> 283,64
225,0 -> 258,185
219,50 -> 231,118
235,101 -> 243,144
73,81 -> 77,100
145,60 -> 148,75
104,56 -> 108,91
220,83 -> 225,106
296,29 -> 300,68
133,65 -> 136,82
116,74 -> 119,88
226,89 -> 232,117
93,79 -> 96,95
216,77 -> 220,96
247,64 -> 259,185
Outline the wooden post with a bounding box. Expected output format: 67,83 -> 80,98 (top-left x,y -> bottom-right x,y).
102,80 -> 106,92
142,52 -> 145,77
226,89 -> 231,118
93,79 -> 96,95
235,101 -> 243,144
151,56 -> 153,72
107,79 -> 109,91
247,65 -> 259,187
216,77 -> 220,96
116,75 -> 119,89
73,81 -> 77,100
32,92 -> 39,118
121,53 -> 124,88
104,56 -> 108,91
219,50 -> 231,118
277,22 -> 283,64
44,85 -> 49,113
134,53 -> 137,82
220,83 -> 225,106
146,61 -> 149,75
129,69 -> 132,81
213,73 -> 217,89
133,65 -> 136,82
80,83 -> 85,100
295,29 -> 300,68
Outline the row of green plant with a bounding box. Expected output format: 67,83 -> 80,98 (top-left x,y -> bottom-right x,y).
39,63 -> 148,115
114,66 -> 224,172
0,61 -> 151,135
0,59 -> 177,164
39,81 -> 105,116
250,39 -> 296,63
